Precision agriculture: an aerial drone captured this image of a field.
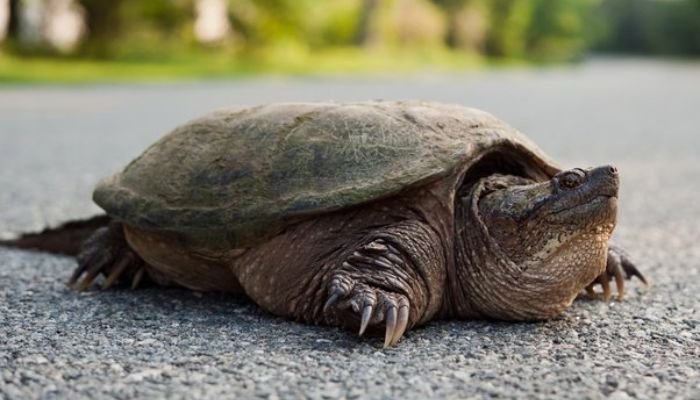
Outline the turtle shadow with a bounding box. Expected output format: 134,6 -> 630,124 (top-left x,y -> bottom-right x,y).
61,285 -> 380,351
57,279 -> 575,353
0,247 -> 381,351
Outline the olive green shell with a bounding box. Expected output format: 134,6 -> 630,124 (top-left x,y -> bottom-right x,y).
94,101 -> 559,243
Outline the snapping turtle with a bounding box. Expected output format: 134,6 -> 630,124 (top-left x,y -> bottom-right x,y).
3,101 -> 648,347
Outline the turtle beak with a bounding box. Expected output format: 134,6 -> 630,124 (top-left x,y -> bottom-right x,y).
587,165 -> 619,199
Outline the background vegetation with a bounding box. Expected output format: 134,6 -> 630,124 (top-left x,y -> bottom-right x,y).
1,0 -> 699,83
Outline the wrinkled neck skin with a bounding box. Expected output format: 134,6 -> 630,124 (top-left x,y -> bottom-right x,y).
448,173 -> 615,321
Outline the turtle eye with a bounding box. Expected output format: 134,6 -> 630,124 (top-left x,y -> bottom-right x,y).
557,169 -> 586,189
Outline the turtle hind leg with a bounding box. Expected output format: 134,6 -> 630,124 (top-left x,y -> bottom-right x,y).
70,221 -> 151,291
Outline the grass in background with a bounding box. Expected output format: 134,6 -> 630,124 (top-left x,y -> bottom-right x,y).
0,47 -> 489,84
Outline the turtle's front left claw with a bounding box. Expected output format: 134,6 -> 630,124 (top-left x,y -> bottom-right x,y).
384,305 -> 397,348
323,272 -> 411,347
393,301 -> 409,345
359,303 -> 373,336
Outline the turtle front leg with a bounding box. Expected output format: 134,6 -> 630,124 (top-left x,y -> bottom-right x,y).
321,221 -> 446,347
69,221 -> 150,290
585,244 -> 649,301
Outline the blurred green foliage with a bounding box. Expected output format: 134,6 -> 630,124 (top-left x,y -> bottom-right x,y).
66,0 -> 601,60
78,0 -> 194,58
1,0 -> 699,80
595,0 -> 700,55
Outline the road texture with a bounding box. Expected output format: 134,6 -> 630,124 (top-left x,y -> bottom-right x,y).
1,59 -> 698,399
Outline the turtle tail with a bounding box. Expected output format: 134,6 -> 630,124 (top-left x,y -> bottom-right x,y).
0,215 -> 111,257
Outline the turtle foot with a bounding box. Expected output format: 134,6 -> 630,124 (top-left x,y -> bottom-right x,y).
69,222 -> 149,290
322,238 -> 415,347
323,274 -> 410,348
586,244 -> 649,301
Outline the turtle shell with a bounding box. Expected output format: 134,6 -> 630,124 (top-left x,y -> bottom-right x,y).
94,101 -> 560,243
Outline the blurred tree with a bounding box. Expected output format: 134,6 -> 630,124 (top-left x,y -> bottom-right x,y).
433,0 -> 489,52
526,0 -> 595,60
395,0 -> 447,47
356,0 -> 395,48
0,0 -> 8,41
303,0 -> 361,47
77,0 -> 123,56
596,0 -> 700,55
6,0 -> 86,54
450,0 -> 490,52
357,0 -> 447,49
595,0 -> 648,53
356,0 -> 378,45
78,0 -> 192,58
118,0 -> 192,52
4,0 -> 699,64
1,0 -> 20,48
228,0 -> 305,47
485,0 -> 535,57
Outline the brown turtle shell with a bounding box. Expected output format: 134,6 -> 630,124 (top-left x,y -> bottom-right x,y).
93,101 -> 560,244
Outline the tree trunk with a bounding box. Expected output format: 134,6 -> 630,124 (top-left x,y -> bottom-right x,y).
6,0 -> 19,40
0,0 -> 9,41
356,0 -> 379,46
77,0 -> 123,57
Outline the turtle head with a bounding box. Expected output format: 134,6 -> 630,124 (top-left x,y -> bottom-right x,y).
458,165 -> 619,320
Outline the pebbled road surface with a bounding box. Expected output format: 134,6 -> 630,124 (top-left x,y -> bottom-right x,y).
1,59 -> 699,399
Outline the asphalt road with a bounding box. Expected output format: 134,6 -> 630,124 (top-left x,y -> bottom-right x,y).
1,58 -> 698,399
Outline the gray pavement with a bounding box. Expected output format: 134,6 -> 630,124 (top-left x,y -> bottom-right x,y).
1,58 -> 699,399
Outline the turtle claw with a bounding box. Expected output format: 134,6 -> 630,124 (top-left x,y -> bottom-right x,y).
324,273 -> 411,347
68,263 -> 86,286
393,301 -> 410,345
359,304 -> 373,336
103,253 -> 134,289
69,223 -> 148,290
384,306 -> 397,348
619,252 -> 649,287
323,275 -> 354,312
75,255 -> 108,291
131,267 -> 146,289
69,227 -> 109,286
586,244 -> 649,301
323,293 -> 341,313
